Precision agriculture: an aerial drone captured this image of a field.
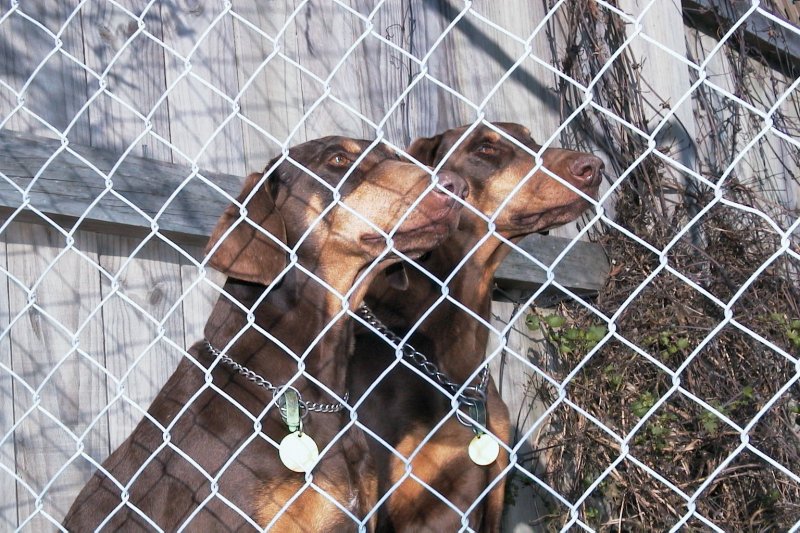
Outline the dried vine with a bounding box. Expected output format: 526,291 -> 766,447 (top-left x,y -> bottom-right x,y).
518,1 -> 800,530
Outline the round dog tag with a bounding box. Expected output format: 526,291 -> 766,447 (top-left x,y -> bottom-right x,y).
279,431 -> 319,473
468,433 -> 500,466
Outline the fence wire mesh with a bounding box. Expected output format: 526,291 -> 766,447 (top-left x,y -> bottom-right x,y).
0,0 -> 799,531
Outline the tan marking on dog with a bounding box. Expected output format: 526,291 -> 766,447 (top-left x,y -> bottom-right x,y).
341,139 -> 363,154
254,478 -> 354,532
388,422 -> 476,512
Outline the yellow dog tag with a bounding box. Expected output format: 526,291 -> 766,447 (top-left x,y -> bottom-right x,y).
468,433 -> 500,466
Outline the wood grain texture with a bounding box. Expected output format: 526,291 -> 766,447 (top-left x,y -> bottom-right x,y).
0,131 -> 242,244
0,226 -> 15,529
284,0 -> 396,142
494,234 -> 609,297
1,131 -> 607,292
79,0 -> 172,161
96,234 -> 186,452
179,245 -> 226,351
4,222 -> 106,525
406,1 -> 563,141
0,1 -> 92,145
486,301 -> 558,533
161,1 -> 247,176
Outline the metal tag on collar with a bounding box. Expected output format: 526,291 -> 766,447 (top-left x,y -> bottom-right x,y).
278,389 -> 319,473
466,401 -> 500,466
280,388 -> 303,433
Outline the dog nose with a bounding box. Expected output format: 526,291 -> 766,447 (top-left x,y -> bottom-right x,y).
433,170 -> 469,200
569,155 -> 604,187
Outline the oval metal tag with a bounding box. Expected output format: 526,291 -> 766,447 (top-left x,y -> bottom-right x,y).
468,433 -> 500,466
279,431 -> 319,473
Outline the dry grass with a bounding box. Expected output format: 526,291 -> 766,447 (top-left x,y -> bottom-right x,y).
520,1 -> 800,530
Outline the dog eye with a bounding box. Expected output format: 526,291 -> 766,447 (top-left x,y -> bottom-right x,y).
475,143 -> 499,157
328,154 -> 351,167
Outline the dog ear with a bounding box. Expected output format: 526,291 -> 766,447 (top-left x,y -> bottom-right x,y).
406,134 -> 444,165
205,169 -> 288,286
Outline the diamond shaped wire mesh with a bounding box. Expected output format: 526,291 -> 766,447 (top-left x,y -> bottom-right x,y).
1,0 -> 799,531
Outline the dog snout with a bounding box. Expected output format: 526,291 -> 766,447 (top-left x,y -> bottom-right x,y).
433,170 -> 469,200
568,154 -> 604,188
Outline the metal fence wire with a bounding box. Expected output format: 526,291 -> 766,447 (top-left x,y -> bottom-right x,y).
1,0 -> 799,531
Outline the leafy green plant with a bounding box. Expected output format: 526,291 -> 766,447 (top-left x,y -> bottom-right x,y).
526,311 -> 607,357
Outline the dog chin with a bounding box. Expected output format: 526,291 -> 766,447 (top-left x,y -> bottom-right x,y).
506,199 -> 593,233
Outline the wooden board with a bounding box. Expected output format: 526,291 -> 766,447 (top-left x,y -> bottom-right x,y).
494,234 -> 609,299
78,0 -> 173,162
4,223 -> 106,526
96,234 -> 186,452
1,131 -> 608,293
0,223 -> 16,529
0,131 -> 242,244
0,1 -> 91,145
487,301 -> 557,533
282,0 -> 409,144
160,1 -> 246,176
406,1 -> 564,139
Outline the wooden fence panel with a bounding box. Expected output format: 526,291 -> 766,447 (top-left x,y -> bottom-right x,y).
79,1 -> 173,161
0,1 -> 92,145
406,1 -> 563,140
161,2 -> 247,176
4,223 -> 106,526
230,0 -> 306,170
0,229 -> 15,529
96,235 -> 186,453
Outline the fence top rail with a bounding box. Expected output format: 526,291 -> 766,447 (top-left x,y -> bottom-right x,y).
0,130 -> 609,299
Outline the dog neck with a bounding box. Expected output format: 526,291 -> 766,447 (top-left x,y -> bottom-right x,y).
203,266 -> 374,405
366,218 -> 516,384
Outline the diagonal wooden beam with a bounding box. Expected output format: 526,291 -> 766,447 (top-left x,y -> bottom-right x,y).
682,0 -> 800,78
0,130 -> 610,298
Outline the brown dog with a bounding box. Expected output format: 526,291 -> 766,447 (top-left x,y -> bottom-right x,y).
349,123 -> 603,531
63,137 -> 467,532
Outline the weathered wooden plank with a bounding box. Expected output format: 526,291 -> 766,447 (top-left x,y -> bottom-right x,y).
494,234 -> 609,298
0,130 -> 242,244
683,0 -> 800,78
180,245 -> 226,351
1,131 -> 609,292
5,222 -> 107,525
486,301 -> 555,533
406,1 -> 563,143
229,0 -> 307,168
161,2 -> 246,176
97,234 -> 185,451
686,26 -> 800,214
79,0 -> 173,161
284,0 -> 409,143
0,224 -> 16,529
0,1 -> 92,144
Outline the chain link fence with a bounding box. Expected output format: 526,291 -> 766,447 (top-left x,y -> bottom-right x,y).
1,0 -> 799,531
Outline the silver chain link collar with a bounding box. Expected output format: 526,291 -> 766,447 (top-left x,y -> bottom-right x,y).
203,340 -> 348,414
355,305 -> 490,408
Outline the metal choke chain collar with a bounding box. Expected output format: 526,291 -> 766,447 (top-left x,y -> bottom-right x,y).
203,340 -> 348,414
355,305 -> 490,412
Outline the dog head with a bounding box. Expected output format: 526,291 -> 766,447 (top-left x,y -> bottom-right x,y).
408,122 -> 603,238
205,137 -> 468,287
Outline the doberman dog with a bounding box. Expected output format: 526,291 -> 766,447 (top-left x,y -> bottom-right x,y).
349,123 -> 603,531
63,137 -> 467,532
